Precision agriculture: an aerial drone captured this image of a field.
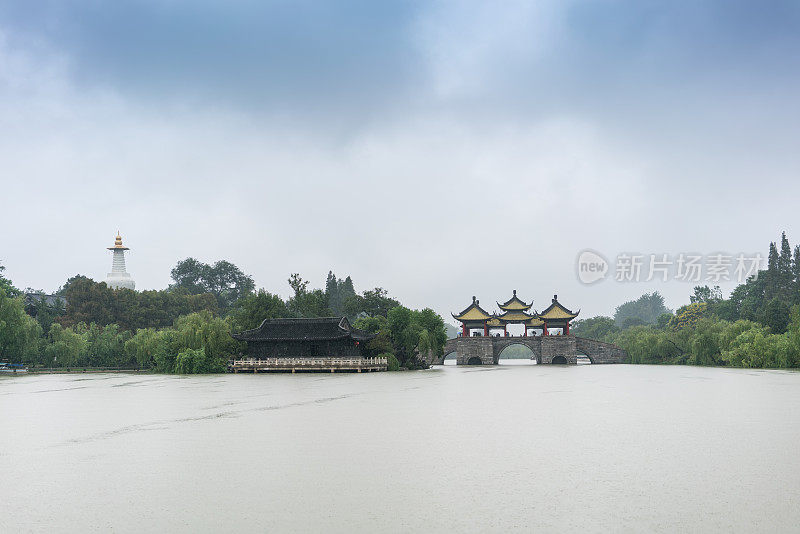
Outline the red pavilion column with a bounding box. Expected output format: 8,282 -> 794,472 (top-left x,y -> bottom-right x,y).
462,322 -> 468,337
484,321 -> 488,336
523,324 -> 527,337
543,321 -> 548,336
565,322 -> 570,335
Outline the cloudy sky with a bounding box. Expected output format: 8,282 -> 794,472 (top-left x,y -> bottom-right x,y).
1,0 -> 798,322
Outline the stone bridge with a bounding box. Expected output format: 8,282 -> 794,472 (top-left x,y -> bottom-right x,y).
433,336 -> 627,365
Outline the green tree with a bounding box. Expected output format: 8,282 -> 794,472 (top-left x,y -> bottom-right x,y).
380,352 -> 400,371
125,328 -> 159,369
414,307 -> 447,358
174,348 -> 207,374
689,319 -> 724,365
0,261 -> 19,297
384,306 -> 445,369
286,274 -> 330,317
344,287 -> 399,318
59,275 -> 218,331
151,330 -> 181,373
170,258 -> 254,311
353,314 -> 387,334
44,323 -> 85,368
668,302 -> 707,330
325,271 -> 340,313
340,276 -> 355,302
690,285 -> 722,304
169,258 -> 208,294
614,292 -> 670,327
656,313 -> 673,329
323,272 -> 359,316
610,325 -> 681,364
762,298 -> 790,334
622,317 -> 647,329
287,273 -> 308,295
205,260 -> 255,309
387,306 -> 412,351
0,288 -> 42,364
793,245 -> 800,305
229,289 -> 291,331
59,276 -> 116,327
784,306 -> 800,367
766,241 -> 780,300
172,311 -> 238,372
778,232 -> 793,301
571,316 -> 618,340
23,293 -> 66,334
74,323 -> 127,367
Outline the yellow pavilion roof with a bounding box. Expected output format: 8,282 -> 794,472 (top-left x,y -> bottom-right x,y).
497,290 -> 532,311
526,317 -> 544,327
486,317 -> 504,328
496,309 -> 534,322
538,295 -> 579,320
452,297 -> 492,322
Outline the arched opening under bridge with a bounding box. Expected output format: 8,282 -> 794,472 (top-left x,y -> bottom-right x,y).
443,351 -> 457,366
496,343 -> 537,365
466,357 -> 483,365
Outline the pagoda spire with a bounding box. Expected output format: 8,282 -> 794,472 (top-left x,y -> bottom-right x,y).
106,233 -> 135,290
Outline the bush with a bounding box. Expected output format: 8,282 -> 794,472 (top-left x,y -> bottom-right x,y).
174,348 -> 207,374
380,352 -> 400,371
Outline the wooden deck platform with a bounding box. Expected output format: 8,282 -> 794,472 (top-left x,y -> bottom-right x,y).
230,356 -> 388,373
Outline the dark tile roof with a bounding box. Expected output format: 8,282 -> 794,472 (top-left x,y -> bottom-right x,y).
24,293 -> 66,307
232,317 -> 375,342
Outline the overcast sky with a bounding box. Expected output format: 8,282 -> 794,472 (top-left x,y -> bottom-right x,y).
1,0 -> 799,323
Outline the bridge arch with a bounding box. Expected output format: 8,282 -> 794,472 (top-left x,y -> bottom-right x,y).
466,356 -> 483,365
495,343 -> 538,365
551,355 -> 568,364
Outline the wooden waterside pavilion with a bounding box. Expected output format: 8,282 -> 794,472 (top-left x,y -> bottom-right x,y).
230,317 -> 387,373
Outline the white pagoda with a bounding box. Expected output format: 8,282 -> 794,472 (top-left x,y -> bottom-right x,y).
106,233 -> 135,290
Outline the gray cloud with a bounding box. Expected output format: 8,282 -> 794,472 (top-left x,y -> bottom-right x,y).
1,1 -> 799,321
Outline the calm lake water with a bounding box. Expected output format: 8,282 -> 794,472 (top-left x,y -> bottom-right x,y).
2,363 -> 800,533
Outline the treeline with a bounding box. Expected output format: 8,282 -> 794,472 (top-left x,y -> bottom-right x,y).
572,232 -> 800,368
44,312 -> 235,373
0,259 -> 446,372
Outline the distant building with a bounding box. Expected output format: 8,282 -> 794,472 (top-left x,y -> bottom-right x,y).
23,292 -> 66,311
106,233 -> 135,290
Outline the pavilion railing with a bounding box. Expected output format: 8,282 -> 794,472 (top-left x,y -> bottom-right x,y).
231,356 -> 388,368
